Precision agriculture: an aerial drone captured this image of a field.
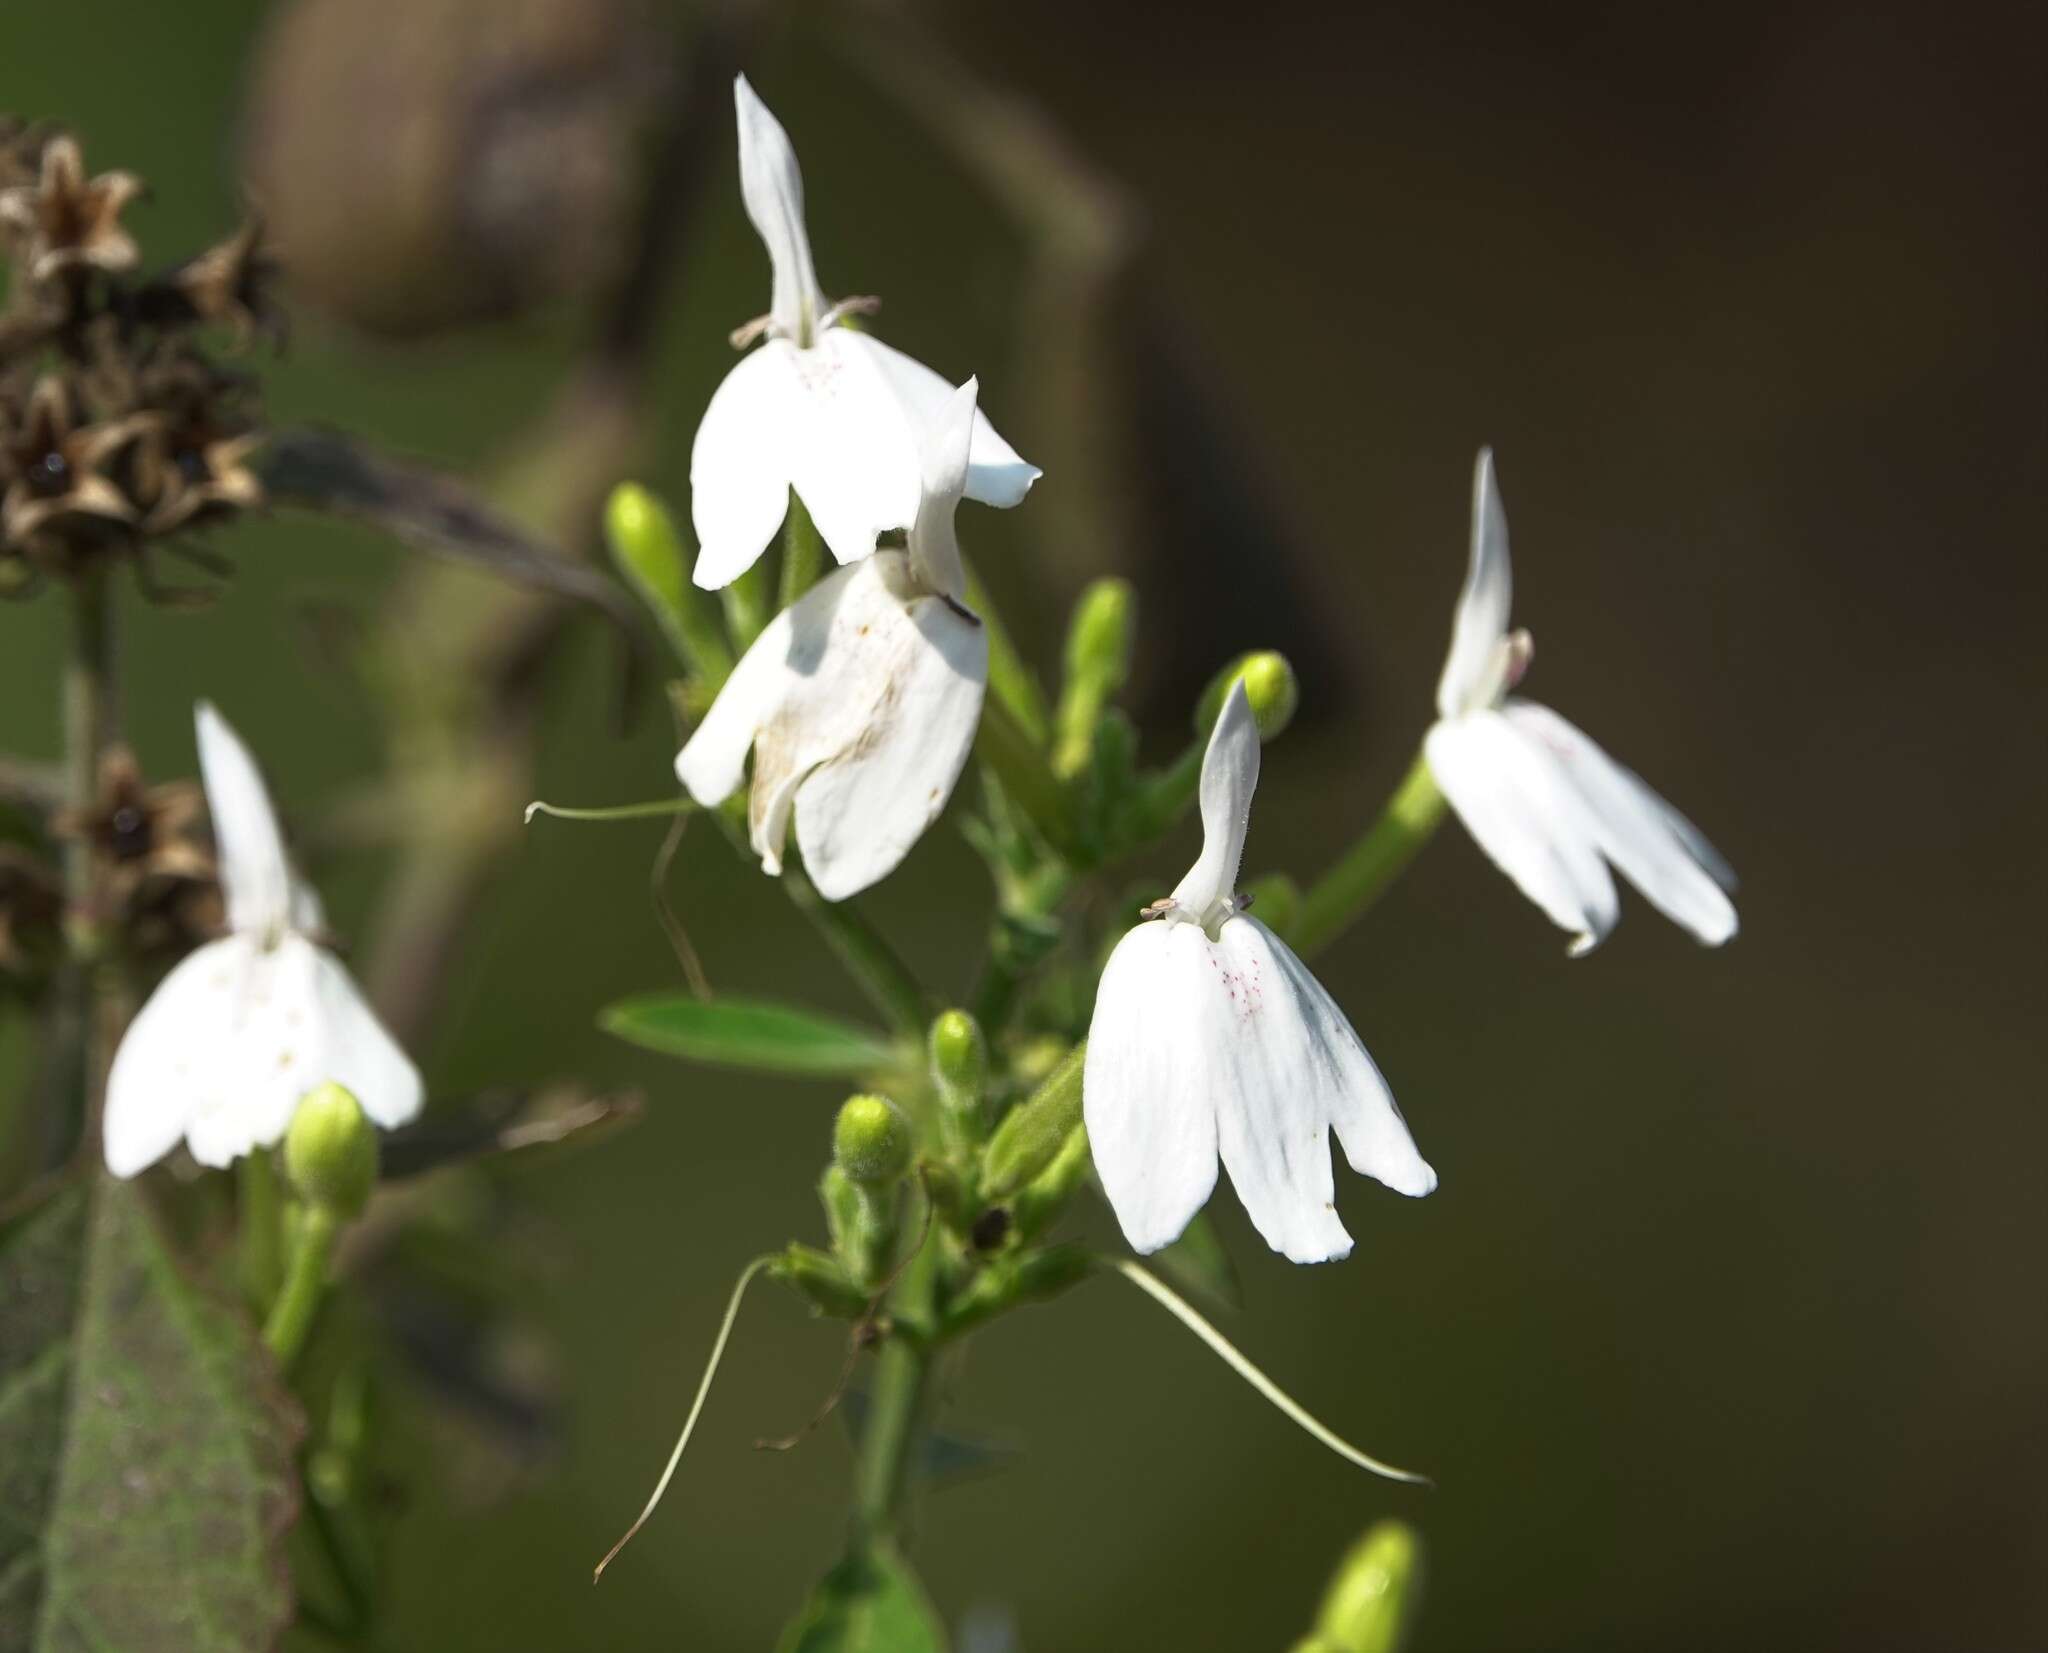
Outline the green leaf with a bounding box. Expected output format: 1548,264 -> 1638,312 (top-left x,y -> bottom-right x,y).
0,1175 -> 302,1650
601,994 -> 896,1078
777,1541 -> 946,1653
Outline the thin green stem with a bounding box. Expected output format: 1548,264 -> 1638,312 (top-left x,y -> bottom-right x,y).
781,864 -> 929,1036
56,568 -> 117,1162
523,796 -> 694,825
264,1204 -> 340,1370
239,1149 -> 285,1309
1113,1259 -> 1430,1486
1290,750 -> 1447,957
723,557 -> 774,653
1127,737 -> 1203,844
853,1238 -> 938,1540
779,495 -> 825,609
594,1254 -> 777,1582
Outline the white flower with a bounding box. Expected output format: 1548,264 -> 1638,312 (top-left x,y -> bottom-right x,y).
1083,683 -> 1436,1266
689,76 -> 1039,591
676,378 -> 989,902
103,704 -> 423,1176
1424,449 -> 1738,955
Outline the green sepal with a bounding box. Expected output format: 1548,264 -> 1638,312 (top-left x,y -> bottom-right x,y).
770,1243 -> 871,1320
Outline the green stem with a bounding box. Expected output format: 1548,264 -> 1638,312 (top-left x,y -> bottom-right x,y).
853,1240 -> 937,1540
781,864 -> 929,1036
964,561 -> 1051,746
778,495 -> 825,610
55,568 -> 116,1163
1127,737 -> 1203,844
239,1149 -> 285,1308
1289,749 -> 1447,957
974,700 -> 1081,860
264,1204 -> 340,1370
723,557 -> 774,653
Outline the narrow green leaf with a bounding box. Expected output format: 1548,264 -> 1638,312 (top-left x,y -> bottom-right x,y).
0,1176 -> 302,1651
601,994 -> 896,1078
777,1541 -> 946,1653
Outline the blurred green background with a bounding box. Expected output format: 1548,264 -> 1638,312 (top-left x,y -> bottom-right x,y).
4,1 -> 2045,1648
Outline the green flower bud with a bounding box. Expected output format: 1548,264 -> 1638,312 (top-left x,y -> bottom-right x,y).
820,1162 -> 896,1292
604,481 -> 733,684
1303,1521 -> 1423,1653
283,1082 -> 378,1219
1065,578 -> 1135,690
1010,1123 -> 1092,1240
1054,578 -> 1137,779
1196,650 -> 1299,742
833,1094 -> 913,1187
929,1009 -> 988,1144
982,1044 -> 1085,1199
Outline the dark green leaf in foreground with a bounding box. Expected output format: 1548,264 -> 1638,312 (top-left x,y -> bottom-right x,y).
0,1176 -> 301,1652
777,1541 -> 946,1653
601,994 -> 896,1078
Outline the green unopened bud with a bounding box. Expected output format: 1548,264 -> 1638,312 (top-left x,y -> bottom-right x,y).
1054,578 -> 1136,778
1242,872 -> 1301,936
1196,650 -> 1299,742
982,1044 -> 1085,1199
833,1094 -> 913,1187
819,1163 -> 895,1291
1301,1521 -> 1423,1653
1010,1123 -> 1092,1240
605,482 -> 734,684
283,1083 -> 378,1219
929,1009 -> 988,1143
1065,578 -> 1135,688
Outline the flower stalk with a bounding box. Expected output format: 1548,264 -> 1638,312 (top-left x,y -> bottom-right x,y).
1289,751 -> 1447,957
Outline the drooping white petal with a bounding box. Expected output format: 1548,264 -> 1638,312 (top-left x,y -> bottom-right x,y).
688,332 -> 1039,588
675,554 -> 988,899
195,701 -> 293,938
733,75 -> 823,342
1169,680 -> 1259,918
103,933 -> 423,1176
906,377 -> 976,601
1083,912 -> 1434,1266
856,332 -> 1040,509
1083,922 -> 1222,1255
1504,700 -> 1738,945
1425,710 -> 1620,953
689,343 -> 800,590
1226,917 -> 1436,1199
1436,448 -> 1513,720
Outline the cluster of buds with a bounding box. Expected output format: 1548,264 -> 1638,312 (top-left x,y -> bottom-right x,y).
0,119 -> 277,596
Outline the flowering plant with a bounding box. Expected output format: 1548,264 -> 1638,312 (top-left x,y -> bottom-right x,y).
0,67 -> 1733,1653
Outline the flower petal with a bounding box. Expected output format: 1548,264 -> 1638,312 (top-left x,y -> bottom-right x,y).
1426,709 -> 1619,953
733,75 -> 824,342
793,585 -> 987,901
846,331 -> 1040,509
1505,700 -> 1738,945
689,343 -> 798,590
195,701 -> 294,938
783,331 -> 926,566
107,933 -> 418,1173
1083,922 -> 1221,1255
1169,679 -> 1259,916
677,556 -> 988,897
1436,447 -> 1513,720
906,376 -> 976,601
1204,916 -> 1424,1263
1225,916 -> 1435,1200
